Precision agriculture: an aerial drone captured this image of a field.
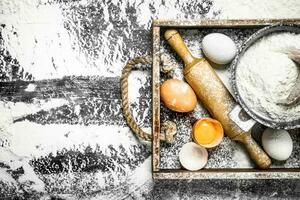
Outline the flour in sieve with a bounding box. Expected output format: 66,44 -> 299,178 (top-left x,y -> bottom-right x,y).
236,32 -> 300,122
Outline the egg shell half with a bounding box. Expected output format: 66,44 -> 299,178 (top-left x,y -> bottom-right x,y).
179,142 -> 208,171
160,79 -> 197,112
202,33 -> 237,65
262,128 -> 293,161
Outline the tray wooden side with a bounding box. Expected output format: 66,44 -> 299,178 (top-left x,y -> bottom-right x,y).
152,26 -> 161,172
152,19 -> 300,179
153,18 -> 300,27
153,168 -> 300,179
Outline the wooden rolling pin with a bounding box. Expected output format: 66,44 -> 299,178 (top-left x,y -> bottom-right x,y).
165,29 -> 271,169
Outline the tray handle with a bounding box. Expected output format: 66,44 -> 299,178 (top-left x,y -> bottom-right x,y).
120,56 -> 176,143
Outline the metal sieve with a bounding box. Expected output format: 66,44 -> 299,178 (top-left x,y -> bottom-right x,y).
230,24 -> 300,130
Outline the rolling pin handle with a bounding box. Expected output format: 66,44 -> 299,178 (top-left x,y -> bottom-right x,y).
164,29 -> 195,65
242,134 -> 272,169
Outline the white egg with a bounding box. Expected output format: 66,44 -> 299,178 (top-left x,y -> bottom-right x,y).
262,128 -> 293,161
179,142 -> 208,171
202,33 -> 237,65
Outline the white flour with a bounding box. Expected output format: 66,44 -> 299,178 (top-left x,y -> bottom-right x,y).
213,0 -> 300,19
1,0 -> 300,197
236,33 -> 300,122
1,0 -> 299,80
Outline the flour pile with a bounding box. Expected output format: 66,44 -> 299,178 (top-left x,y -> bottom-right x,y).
236,32 -> 300,122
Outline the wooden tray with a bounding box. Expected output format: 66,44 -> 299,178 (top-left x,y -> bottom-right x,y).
151,19 -> 300,179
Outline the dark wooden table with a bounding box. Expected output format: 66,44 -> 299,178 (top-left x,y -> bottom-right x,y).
0,0 -> 299,199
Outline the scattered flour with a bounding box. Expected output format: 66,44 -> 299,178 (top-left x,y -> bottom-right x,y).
0,0 -> 300,197
89,157 -> 153,200
0,99 -> 69,146
0,97 -> 143,158
24,83 -> 36,92
5,122 -> 141,158
0,168 -> 17,185
0,0 -> 95,80
128,71 -> 150,103
236,33 -> 300,122
1,0 -> 300,80
213,0 -> 300,19
0,147 -> 46,193
232,143 -> 254,168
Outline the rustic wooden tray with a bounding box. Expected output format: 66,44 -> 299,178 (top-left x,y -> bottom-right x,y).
151,19 -> 300,179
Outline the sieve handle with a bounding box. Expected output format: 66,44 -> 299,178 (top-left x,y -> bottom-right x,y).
228,104 -> 257,132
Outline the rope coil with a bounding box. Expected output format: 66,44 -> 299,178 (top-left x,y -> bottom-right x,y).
120,56 -> 176,143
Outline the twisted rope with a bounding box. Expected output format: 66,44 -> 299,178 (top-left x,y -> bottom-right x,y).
120,56 -> 152,141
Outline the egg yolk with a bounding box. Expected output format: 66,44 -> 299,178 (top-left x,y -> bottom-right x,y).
193,119 -> 221,145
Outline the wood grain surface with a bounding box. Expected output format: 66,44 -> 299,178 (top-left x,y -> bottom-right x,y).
0,0 -> 300,199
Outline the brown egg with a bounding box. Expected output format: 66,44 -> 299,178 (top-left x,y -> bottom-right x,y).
160,79 -> 197,112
